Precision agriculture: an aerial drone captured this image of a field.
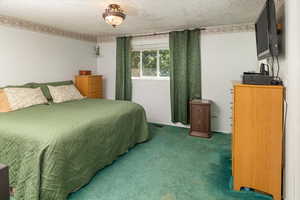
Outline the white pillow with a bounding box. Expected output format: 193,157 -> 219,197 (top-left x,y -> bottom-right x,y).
4,87 -> 48,111
48,85 -> 84,103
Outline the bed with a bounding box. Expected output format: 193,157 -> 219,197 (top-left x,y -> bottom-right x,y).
0,98 -> 149,200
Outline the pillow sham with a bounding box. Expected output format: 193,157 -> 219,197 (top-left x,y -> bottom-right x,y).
4,87 -> 48,111
31,80 -> 73,101
48,84 -> 84,103
0,89 -> 11,112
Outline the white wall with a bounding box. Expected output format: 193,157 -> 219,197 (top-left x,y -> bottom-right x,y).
97,31 -> 258,133
132,79 -> 172,126
201,31 -> 257,132
283,1 -> 300,200
97,36 -> 175,127
97,39 -> 117,100
0,26 -> 97,86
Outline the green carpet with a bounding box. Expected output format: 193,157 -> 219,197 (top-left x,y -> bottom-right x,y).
67,124 -> 272,200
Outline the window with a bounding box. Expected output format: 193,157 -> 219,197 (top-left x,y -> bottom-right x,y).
131,49 -> 170,79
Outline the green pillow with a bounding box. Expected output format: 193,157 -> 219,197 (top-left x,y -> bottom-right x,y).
31,80 -> 73,101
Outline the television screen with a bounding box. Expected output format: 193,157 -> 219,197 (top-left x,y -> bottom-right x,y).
255,7 -> 269,57
255,0 -> 279,60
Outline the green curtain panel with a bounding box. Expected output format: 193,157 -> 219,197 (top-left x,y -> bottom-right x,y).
169,29 -> 202,124
116,37 -> 132,101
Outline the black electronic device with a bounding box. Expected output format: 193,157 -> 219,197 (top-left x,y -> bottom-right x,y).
260,63 -> 270,76
255,0 -> 279,60
243,72 -> 274,85
270,78 -> 283,85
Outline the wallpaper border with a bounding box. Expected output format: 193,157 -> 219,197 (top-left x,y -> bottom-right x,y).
202,23 -> 255,34
0,15 -> 97,43
97,23 -> 255,43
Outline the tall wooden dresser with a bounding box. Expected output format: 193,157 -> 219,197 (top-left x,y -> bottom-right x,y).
75,75 -> 103,98
232,84 -> 284,200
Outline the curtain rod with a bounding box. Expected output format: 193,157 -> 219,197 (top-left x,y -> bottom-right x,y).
124,28 -> 206,38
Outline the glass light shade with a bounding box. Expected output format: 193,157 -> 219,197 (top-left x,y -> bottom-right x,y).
104,15 -> 124,26
102,4 -> 126,27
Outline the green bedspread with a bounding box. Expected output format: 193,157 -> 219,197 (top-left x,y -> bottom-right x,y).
0,99 -> 149,200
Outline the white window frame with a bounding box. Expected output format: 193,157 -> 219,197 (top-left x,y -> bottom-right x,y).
131,48 -> 170,80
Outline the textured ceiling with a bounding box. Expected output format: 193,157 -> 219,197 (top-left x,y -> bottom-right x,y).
0,0 -> 267,36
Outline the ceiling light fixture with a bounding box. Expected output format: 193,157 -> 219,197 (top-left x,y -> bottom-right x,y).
102,4 -> 126,28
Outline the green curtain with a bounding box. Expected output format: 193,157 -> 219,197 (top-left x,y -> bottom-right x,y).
169,29 -> 202,124
115,37 -> 132,100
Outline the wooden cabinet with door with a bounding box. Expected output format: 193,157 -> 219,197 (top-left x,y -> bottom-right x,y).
232,84 -> 284,200
189,99 -> 212,138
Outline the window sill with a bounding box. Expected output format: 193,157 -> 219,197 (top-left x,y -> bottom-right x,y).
132,77 -> 170,81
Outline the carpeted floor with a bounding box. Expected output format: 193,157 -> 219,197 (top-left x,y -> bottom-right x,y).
68,124 -> 272,200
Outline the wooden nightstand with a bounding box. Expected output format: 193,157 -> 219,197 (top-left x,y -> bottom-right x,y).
0,164 -> 9,200
75,75 -> 103,98
189,99 -> 212,138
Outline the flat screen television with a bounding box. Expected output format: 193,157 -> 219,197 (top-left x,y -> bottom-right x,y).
255,0 -> 279,60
